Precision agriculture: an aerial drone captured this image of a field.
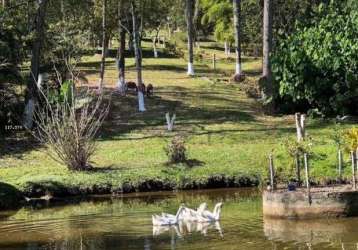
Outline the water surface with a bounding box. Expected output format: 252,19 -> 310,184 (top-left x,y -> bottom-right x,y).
0,188 -> 358,249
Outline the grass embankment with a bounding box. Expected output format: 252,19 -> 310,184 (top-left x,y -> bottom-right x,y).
0,41 -> 354,197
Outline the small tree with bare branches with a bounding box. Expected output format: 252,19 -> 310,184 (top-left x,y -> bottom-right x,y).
32,72 -> 109,171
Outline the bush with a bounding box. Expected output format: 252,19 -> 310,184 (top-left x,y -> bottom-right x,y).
343,127 -> 358,153
271,1 -> 358,116
33,76 -> 109,171
165,135 -> 187,164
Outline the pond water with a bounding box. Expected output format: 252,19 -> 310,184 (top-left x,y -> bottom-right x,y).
1,188 -> 358,250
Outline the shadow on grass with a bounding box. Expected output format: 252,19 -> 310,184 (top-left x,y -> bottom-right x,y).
101,85 -> 257,140
100,85 -> 335,142
163,159 -> 205,168
92,48 -> 177,59
0,134 -> 41,160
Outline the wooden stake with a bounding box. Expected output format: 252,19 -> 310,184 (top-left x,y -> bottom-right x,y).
269,154 -> 275,190
295,153 -> 301,186
352,151 -> 357,190
212,54 -> 216,71
338,149 -> 343,182
304,153 -> 311,204
356,148 -> 358,174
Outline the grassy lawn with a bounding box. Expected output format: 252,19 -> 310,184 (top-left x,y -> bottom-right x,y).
0,41 -> 354,196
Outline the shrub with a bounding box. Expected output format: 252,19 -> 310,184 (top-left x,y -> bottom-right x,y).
343,127 -> 358,153
271,1 -> 358,116
165,135 -> 187,164
33,76 -> 109,171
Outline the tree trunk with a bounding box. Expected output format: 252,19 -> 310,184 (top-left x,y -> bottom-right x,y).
193,0 -> 200,47
1,0 -> 6,8
117,0 -> 126,93
29,0 -> 48,91
233,0 -> 243,77
295,113 -> 306,142
186,0 -> 195,76
261,0 -> 273,100
99,0 -> 107,91
131,1 -> 146,112
153,38 -> 158,58
128,34 -> 133,51
153,29 -> 160,58
24,0 -> 48,129
224,41 -> 228,56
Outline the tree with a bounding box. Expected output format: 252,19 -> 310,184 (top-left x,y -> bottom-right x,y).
98,0 -> 107,91
233,0 -> 243,80
1,0 -> 6,9
271,0 -> 358,115
201,0 -> 234,56
117,0 -> 126,93
186,0 -> 195,76
24,0 -> 48,129
261,0 -> 273,101
131,0 -> 146,111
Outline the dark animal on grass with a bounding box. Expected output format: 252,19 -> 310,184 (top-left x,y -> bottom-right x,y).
146,84 -> 154,97
126,81 -> 138,92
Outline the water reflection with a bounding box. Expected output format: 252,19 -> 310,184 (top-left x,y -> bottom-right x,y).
153,221 -> 223,238
264,217 -> 358,248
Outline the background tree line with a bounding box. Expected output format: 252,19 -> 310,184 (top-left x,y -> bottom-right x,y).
1,0 -> 357,133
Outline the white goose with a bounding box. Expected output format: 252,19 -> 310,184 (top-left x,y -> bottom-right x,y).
152,205 -> 185,226
181,202 -> 208,221
196,202 -> 223,222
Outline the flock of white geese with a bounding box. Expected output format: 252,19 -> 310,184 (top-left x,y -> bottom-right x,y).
152,202 -> 223,226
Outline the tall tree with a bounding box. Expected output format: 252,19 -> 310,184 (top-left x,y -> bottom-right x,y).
201,0 -> 234,57
24,0 -> 48,129
131,0 -> 146,111
233,0 -> 243,79
261,0 -> 273,100
99,0 -> 107,91
117,0 -> 126,93
186,0 -> 195,76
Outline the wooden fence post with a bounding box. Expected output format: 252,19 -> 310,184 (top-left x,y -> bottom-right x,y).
338,149 -> 343,182
356,148 -> 358,174
304,153 -> 311,204
269,154 -> 275,190
351,151 -> 356,190
295,153 -> 301,186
